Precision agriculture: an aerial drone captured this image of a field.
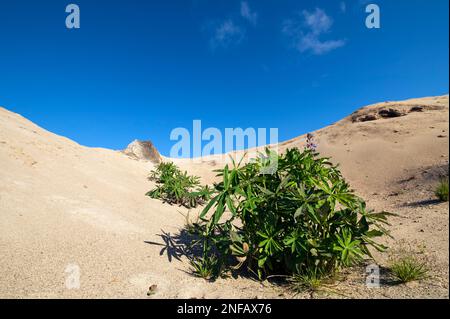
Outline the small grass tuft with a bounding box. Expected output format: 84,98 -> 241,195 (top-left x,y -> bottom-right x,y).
435,177 -> 449,202
290,272 -> 323,293
189,255 -> 219,280
289,268 -> 336,294
390,256 -> 428,283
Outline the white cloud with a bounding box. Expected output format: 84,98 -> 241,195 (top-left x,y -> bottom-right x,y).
297,33 -> 345,55
210,19 -> 245,49
303,8 -> 333,35
340,1 -> 347,13
240,1 -> 257,25
283,8 -> 346,55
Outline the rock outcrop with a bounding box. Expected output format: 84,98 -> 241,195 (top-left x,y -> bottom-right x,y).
350,95 -> 448,123
123,140 -> 162,163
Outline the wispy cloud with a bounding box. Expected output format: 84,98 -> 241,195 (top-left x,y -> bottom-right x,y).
340,1 -> 347,13
283,8 -> 346,55
210,19 -> 245,49
205,2 -> 258,51
240,1 -> 257,26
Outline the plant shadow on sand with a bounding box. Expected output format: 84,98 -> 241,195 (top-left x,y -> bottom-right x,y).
144,232 -> 406,297
144,229 -> 203,263
401,198 -> 443,208
144,229 -> 275,283
378,266 -> 404,286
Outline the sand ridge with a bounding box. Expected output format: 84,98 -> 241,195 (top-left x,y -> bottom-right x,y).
0,95 -> 448,298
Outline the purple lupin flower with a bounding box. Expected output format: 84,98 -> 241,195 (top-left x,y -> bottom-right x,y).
306,133 -> 317,152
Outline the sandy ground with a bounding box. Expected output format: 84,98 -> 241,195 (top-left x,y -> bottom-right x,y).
0,95 -> 448,299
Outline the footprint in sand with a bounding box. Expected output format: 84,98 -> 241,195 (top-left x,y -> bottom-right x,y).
69,208 -> 144,234
47,195 -> 143,234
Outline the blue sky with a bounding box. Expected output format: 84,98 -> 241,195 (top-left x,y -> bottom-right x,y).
0,0 -> 448,156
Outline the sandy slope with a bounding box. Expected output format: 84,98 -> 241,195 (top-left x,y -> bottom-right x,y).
0,95 -> 448,299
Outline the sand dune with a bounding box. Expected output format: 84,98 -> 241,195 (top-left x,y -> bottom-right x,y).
0,95 -> 448,298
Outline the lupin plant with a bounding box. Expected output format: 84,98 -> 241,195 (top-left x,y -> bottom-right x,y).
190,147 -> 393,280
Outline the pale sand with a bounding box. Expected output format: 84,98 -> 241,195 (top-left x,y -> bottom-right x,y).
0,95 -> 448,298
